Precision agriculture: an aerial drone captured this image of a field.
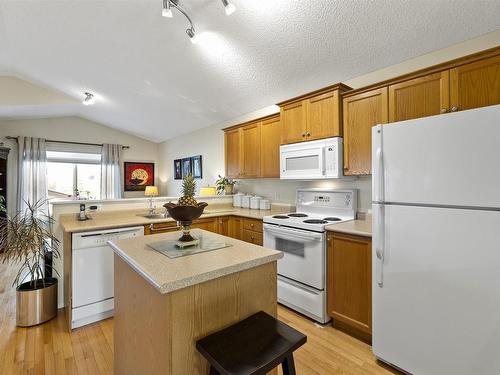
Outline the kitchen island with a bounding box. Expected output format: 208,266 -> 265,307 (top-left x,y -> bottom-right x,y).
108,229 -> 283,375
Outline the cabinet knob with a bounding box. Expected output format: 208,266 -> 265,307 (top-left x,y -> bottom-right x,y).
451,106 -> 458,112
306,132 -> 311,136
440,108 -> 448,114
250,223 -> 254,227
302,132 -> 306,137
251,236 -> 255,240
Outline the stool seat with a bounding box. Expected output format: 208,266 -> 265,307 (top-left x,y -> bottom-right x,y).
196,311 -> 307,375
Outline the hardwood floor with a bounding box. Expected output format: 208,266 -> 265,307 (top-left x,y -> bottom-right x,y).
0,261 -> 400,375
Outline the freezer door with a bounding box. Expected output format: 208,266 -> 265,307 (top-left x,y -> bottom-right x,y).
373,204 -> 500,374
373,105 -> 500,208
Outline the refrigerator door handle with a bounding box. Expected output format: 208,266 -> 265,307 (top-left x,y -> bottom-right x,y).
375,204 -> 385,287
375,146 -> 385,203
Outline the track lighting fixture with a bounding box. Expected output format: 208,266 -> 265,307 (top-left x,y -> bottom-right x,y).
221,0 -> 236,16
162,0 -> 237,42
82,92 -> 95,106
162,0 -> 173,18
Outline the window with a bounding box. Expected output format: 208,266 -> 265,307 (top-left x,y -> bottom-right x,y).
46,147 -> 102,200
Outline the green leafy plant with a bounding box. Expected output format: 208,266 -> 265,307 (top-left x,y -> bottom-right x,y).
215,175 -> 237,195
0,199 -> 60,288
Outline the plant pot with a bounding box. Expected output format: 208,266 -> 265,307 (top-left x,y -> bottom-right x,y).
224,184 -> 234,195
16,277 -> 57,327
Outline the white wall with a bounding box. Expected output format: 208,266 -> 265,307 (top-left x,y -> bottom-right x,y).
158,31 -> 500,213
0,116 -> 160,214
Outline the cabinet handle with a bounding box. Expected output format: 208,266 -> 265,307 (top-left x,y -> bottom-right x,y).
451,106 -> 458,112
440,108 -> 448,114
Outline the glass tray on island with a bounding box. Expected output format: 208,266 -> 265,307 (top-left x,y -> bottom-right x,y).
147,233 -> 233,259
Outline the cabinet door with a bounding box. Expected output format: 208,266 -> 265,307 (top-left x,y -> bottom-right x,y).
389,71 -> 450,122
225,128 -> 241,179
216,216 -> 230,236
280,101 -> 307,144
343,87 -> 388,175
327,233 -> 372,334
306,90 -> 342,140
240,123 -> 261,178
192,218 -> 217,232
241,229 -> 263,246
229,217 -> 242,240
450,54 -> 500,112
260,116 -> 281,177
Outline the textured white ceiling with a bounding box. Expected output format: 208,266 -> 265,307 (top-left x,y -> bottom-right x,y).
0,0 -> 499,142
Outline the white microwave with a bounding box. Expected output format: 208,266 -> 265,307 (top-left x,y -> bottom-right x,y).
280,137 -> 343,179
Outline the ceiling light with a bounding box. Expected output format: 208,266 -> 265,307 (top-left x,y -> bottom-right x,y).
221,0 -> 236,16
82,92 -> 95,106
186,28 -> 197,44
162,0 -> 173,18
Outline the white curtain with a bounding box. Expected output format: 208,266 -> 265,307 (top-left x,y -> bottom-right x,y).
101,144 -> 122,199
16,137 -> 48,213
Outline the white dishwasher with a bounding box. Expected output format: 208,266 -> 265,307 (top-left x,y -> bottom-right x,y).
71,226 -> 143,329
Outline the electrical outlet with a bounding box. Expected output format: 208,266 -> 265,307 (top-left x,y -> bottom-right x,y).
88,204 -> 103,211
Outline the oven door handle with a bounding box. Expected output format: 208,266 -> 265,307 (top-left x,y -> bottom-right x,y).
263,224 -> 323,241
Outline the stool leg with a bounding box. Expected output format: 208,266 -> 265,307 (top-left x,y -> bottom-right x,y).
209,366 -> 220,375
281,354 -> 296,375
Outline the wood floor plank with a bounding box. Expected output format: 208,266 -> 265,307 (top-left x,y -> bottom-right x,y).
0,260 -> 401,375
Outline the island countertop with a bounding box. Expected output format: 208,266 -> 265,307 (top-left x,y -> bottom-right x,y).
108,229 -> 283,294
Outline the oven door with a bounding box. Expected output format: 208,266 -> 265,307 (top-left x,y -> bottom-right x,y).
280,142 -> 325,179
263,223 -> 325,289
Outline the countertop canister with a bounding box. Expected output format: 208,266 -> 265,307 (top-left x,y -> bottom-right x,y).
250,196 -> 262,210
259,199 -> 270,210
233,193 -> 244,207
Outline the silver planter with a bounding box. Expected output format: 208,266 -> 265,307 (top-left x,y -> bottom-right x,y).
16,278 -> 57,327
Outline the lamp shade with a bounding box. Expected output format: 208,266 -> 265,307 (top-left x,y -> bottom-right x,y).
144,186 -> 158,197
199,187 -> 217,196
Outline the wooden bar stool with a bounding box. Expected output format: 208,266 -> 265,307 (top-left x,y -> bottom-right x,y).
196,311 -> 307,375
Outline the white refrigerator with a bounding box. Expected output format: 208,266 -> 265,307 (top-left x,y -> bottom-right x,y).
372,105 -> 500,375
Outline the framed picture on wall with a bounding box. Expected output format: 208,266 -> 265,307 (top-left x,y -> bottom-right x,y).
124,162 -> 155,191
191,155 -> 202,179
174,159 -> 182,180
181,158 -> 192,177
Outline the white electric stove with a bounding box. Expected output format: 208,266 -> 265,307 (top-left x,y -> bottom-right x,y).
263,188 -> 357,323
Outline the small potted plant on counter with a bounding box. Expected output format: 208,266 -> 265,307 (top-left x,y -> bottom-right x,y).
216,175 -> 237,195
0,198 -> 60,327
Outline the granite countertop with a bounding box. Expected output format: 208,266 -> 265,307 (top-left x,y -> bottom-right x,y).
108,229 -> 283,294
325,216 -> 372,237
60,206 -> 291,233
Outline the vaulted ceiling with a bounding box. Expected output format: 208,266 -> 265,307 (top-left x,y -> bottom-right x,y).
0,0 -> 499,142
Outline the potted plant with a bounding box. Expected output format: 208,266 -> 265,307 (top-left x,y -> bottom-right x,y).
0,198 -> 60,327
215,175 -> 237,195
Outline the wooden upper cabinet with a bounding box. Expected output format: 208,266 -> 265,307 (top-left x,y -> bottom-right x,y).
307,90 -> 342,140
280,101 -> 307,144
450,54 -> 500,112
279,84 -> 350,145
389,71 -> 450,122
260,115 -> 281,177
343,87 -> 388,175
224,128 -> 241,178
327,232 -> 372,335
240,122 -> 261,178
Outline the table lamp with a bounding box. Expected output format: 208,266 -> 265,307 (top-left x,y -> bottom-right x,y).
145,186 -> 158,214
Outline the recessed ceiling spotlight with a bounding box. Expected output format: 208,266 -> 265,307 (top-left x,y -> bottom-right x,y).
162,0 -> 173,18
82,92 -> 95,106
221,0 -> 236,16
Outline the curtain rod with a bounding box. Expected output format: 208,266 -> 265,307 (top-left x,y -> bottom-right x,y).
5,136 -> 130,149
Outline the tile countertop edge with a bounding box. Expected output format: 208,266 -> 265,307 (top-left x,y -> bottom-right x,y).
108,240 -> 284,295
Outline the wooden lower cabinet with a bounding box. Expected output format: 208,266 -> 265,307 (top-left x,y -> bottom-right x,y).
241,229 -> 263,246
327,232 -> 372,341
216,216 -> 230,236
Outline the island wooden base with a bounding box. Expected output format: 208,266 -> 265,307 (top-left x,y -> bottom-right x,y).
114,254 -> 278,375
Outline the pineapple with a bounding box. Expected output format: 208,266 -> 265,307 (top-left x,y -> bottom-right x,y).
178,174 -> 198,206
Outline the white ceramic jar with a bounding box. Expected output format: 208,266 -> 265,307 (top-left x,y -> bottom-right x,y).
233,193 -> 244,207
250,196 -> 262,210
241,194 -> 251,208
259,199 -> 270,210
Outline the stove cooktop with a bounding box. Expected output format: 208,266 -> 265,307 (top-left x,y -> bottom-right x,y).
264,212 -> 353,232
